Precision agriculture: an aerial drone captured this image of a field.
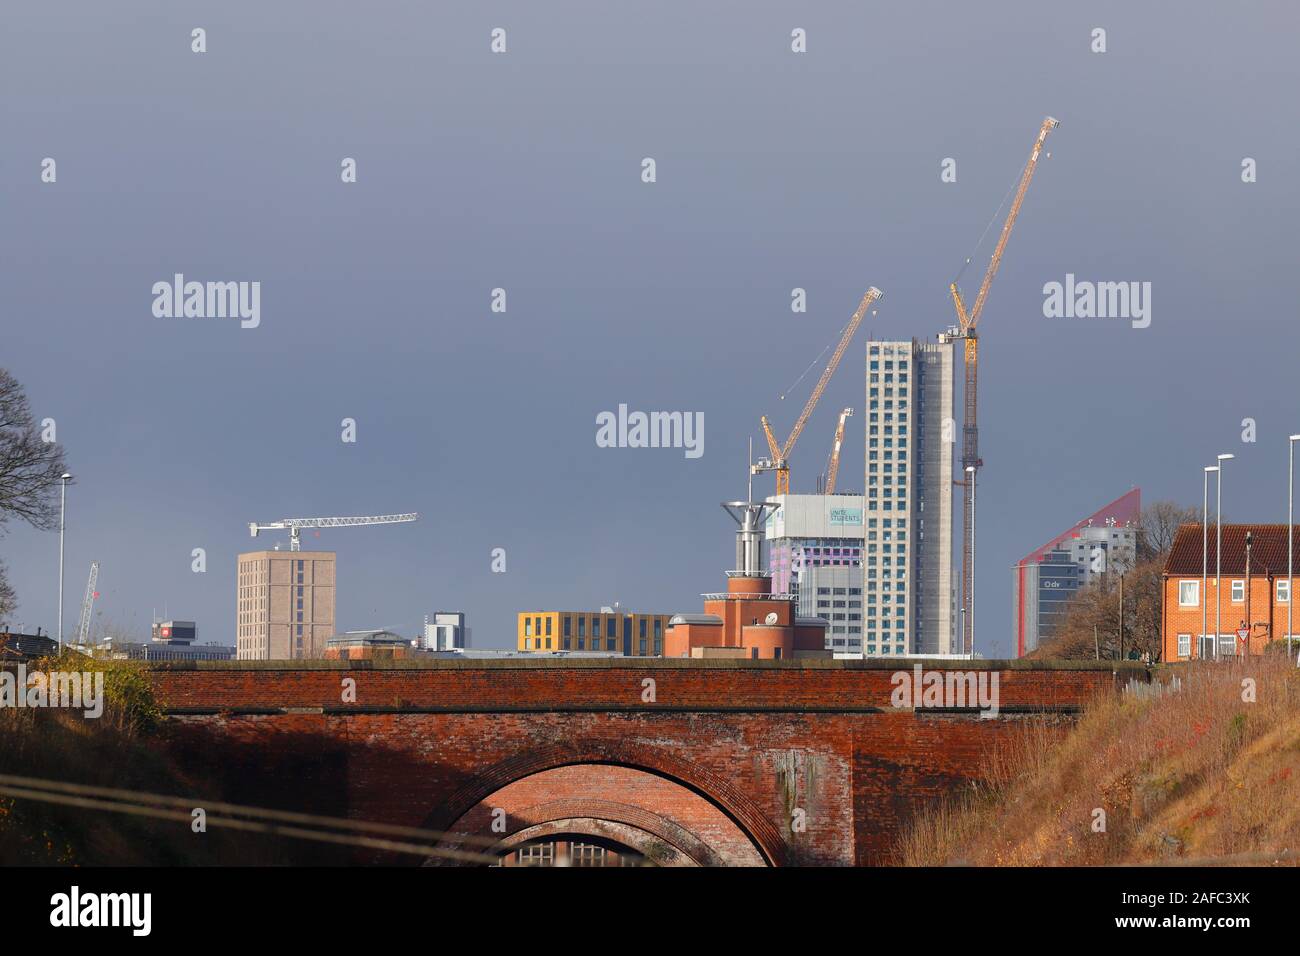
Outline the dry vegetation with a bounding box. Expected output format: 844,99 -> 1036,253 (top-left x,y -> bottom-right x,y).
898,651 -> 1300,866
0,652 -> 292,865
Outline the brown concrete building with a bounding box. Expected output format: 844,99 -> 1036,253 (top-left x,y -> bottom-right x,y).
237,550 -> 336,660
1161,524 -> 1300,661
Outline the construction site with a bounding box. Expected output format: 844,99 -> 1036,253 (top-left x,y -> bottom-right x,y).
206,117 -> 1062,664
750,117 -> 1059,659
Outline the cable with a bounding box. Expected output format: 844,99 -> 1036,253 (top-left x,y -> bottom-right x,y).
953,159 -> 1026,288
0,772 -> 501,864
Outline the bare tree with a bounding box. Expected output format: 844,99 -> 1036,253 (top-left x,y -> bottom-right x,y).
1137,500 -> 1199,562
0,559 -> 15,621
0,368 -> 69,621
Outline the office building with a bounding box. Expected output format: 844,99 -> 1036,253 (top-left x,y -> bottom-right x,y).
151,620 -> 197,644
1011,489 -> 1140,656
864,338 -> 956,657
76,638 -> 234,662
237,550 -> 336,660
423,612 -> 468,651
517,611 -> 674,655
764,495 -> 865,653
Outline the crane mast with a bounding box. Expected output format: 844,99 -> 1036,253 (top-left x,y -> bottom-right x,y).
759,287 -> 881,495
950,116 -> 1057,656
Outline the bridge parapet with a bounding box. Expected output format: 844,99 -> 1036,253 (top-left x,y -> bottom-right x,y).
147,657 -> 1148,715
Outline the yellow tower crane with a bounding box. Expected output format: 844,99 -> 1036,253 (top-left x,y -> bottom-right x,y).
948,116 -> 1058,656
759,287 -> 881,496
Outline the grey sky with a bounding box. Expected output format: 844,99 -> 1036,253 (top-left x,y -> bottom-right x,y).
3,1 -> 1297,656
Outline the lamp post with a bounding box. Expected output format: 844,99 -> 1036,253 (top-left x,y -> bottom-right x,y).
1203,466 -> 1217,660
1216,453 -> 1234,660
57,472 -> 72,651
1290,436 -> 1300,663
966,464 -> 976,658
1244,529 -> 1254,658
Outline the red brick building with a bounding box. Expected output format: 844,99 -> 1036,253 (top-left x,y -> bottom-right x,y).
1162,524 -> 1300,660
663,571 -> 828,660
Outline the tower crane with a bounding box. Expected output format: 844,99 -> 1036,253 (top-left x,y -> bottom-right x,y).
248,513 -> 419,551
758,287 -> 882,496
824,408 -> 854,495
947,116 -> 1058,655
75,561 -> 99,645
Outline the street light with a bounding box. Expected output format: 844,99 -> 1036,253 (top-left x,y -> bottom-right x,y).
1289,436 -> 1300,663
1216,453 -> 1234,660
966,464 -> 976,658
57,472 -> 72,651
1203,466 -> 1218,660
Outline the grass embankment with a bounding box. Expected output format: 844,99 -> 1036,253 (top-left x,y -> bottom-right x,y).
0,652 -> 281,865
899,651 -> 1300,866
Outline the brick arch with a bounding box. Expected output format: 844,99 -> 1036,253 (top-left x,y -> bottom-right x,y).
493,819 -> 694,866
426,740 -> 788,866
485,800 -> 722,866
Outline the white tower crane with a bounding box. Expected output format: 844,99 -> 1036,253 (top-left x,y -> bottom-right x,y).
248,513 -> 419,551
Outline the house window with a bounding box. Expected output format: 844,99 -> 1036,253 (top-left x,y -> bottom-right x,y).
1278,579 -> 1291,604
1177,633 -> 1191,658
1178,580 -> 1200,607
1231,580 -> 1245,603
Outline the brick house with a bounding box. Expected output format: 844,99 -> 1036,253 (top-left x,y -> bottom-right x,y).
1162,524 -> 1300,660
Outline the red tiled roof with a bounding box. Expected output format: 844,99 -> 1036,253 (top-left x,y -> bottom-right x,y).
1164,524 -> 1300,576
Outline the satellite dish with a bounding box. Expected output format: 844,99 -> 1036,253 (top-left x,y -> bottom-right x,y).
765,612 -> 779,626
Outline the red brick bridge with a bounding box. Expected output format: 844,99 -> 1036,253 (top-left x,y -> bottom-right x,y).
148,658 -> 1145,866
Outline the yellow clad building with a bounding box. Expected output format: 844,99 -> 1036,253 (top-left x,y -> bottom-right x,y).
517,611 -> 673,656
